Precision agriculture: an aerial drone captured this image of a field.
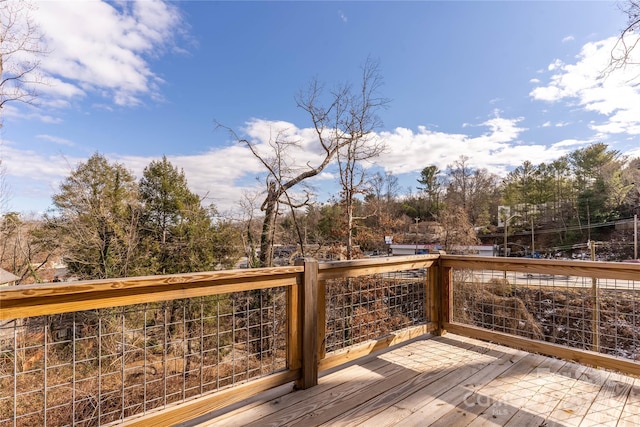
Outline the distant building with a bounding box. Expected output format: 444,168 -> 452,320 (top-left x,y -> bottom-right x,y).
0,268 -> 19,286
389,244 -> 495,257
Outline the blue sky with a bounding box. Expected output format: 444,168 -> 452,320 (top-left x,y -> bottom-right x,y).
2,0 -> 640,216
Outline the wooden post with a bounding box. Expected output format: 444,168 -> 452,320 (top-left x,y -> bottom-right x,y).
428,263 -> 439,331
634,214 -> 638,260
287,274 -> 301,372
438,265 -> 453,335
317,279 -> 327,361
295,258 -> 318,389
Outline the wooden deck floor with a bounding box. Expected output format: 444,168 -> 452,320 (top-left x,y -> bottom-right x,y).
193,334 -> 640,427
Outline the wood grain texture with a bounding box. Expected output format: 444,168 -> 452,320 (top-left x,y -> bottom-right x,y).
318,323 -> 437,372
0,267 -> 302,319
440,255 -> 640,281
123,369 -> 299,427
199,334 -> 636,427
296,258 -> 319,389
317,255 -> 438,280
445,322 -> 640,377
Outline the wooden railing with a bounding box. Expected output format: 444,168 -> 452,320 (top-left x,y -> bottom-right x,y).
440,255 -> 640,377
1,254 -> 639,426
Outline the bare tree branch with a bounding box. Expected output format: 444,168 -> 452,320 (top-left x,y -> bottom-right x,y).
0,0 -> 49,111
215,59 -> 388,266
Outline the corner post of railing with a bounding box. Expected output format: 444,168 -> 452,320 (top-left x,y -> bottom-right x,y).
428,258 -> 439,332
438,261 -> 453,335
295,257 -> 319,389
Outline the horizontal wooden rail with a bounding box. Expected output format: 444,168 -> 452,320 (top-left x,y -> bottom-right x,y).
4,253 -> 639,426
0,267 -> 303,320
441,255 -> 640,281
445,322 -> 640,377
318,323 -> 438,372
318,254 -> 438,280
123,369 -> 300,427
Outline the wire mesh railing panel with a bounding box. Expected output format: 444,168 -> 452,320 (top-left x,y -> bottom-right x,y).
451,268 -> 640,360
0,288 -> 287,426
324,269 -> 429,354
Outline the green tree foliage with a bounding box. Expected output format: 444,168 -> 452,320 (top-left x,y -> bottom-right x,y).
569,144 -> 632,224
51,153 -> 140,279
499,143 -> 639,248
317,202 -> 346,244
416,165 -> 443,219
49,154 -> 242,281
138,156 -> 240,274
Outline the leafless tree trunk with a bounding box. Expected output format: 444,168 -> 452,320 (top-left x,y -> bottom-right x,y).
333,58 -> 389,260
217,59 -> 387,267
237,190 -> 262,268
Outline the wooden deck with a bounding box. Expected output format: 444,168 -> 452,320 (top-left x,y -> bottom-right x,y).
192,334 -> 640,427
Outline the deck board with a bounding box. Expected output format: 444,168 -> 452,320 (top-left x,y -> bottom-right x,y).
196,334 -> 639,427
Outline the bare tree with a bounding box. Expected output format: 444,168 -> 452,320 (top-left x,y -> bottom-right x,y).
1,0 -> 47,210
0,0 -> 47,112
237,190 -> 263,268
604,1 -> 640,77
445,155 -> 499,225
218,59 -> 388,267
436,206 -> 479,254
0,212 -> 58,284
0,158 -> 9,215
335,59 -> 389,259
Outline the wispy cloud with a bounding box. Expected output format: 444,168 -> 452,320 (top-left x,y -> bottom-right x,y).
6,113 -> 575,214
36,134 -> 75,147
530,35 -> 640,136
562,35 -> 575,43
338,10 -> 348,23
31,0 -> 186,109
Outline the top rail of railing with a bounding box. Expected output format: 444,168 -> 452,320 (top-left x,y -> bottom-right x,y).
3,254 -> 638,321
0,266 -> 303,320
317,254 -> 439,280
440,255 -> 640,281
2,253 -> 639,426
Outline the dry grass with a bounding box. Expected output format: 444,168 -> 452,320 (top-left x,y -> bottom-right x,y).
453,272 -> 640,360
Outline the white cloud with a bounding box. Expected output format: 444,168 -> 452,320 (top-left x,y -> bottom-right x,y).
529,78 -> 540,84
542,121 -> 551,127
548,59 -> 564,71
3,104 -> 63,124
31,0 -> 184,108
2,114 -> 600,214
530,35 -> 640,136
550,138 -> 590,149
562,35 -> 575,43
36,134 -> 74,146
372,114 -> 537,177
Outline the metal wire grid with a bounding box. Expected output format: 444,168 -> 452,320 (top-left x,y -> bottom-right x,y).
0,287 -> 287,427
324,269 -> 428,354
451,268 -> 640,360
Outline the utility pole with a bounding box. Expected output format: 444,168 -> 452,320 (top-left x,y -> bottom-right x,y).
414,217 -> 420,254
634,214 -> 638,260
503,214 -> 521,257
